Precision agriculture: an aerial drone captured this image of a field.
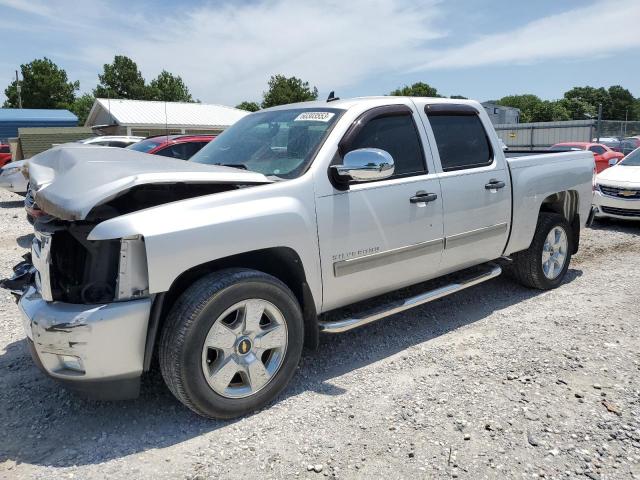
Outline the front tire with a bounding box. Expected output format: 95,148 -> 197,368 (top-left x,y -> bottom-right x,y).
510,213 -> 573,290
159,268 -> 304,419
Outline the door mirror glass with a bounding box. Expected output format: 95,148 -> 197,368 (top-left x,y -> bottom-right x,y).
609,158 -> 618,166
332,148 -> 395,183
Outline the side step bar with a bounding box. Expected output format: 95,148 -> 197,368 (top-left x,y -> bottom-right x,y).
318,263 -> 502,334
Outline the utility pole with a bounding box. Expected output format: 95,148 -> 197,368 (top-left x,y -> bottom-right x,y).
596,103 -> 602,142
15,70 -> 22,109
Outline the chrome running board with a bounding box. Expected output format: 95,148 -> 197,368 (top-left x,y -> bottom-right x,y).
318,263 -> 502,334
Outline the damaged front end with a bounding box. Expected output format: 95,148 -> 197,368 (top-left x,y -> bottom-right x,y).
0,217 -> 153,400
1,144 -> 273,399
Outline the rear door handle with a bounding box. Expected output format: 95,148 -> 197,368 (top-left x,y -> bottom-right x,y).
410,191 -> 438,203
485,179 -> 506,190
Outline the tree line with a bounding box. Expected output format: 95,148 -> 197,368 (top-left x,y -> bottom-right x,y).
4,57 -> 640,125
3,56 -> 195,124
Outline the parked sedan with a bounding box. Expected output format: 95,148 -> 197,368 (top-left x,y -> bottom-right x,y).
0,160 -> 28,195
550,142 -> 624,173
593,147 -> 640,220
78,135 -> 144,148
127,134 -> 214,160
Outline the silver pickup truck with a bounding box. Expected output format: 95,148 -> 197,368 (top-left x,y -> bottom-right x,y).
3,97 -> 595,419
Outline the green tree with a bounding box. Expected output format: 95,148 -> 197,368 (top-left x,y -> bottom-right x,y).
3,57 -> 78,109
558,97 -> 597,120
261,75 -> 318,108
497,94 -> 570,122
236,101 -> 260,112
147,70 -> 194,102
94,55 -> 147,99
68,93 -> 95,125
563,86 -> 611,118
607,85 -> 636,120
496,94 -> 544,123
390,82 -> 440,97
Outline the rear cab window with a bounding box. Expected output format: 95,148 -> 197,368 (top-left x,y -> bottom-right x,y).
425,104 -> 493,172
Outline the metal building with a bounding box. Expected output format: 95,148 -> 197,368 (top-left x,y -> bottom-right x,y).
0,109 -> 78,142
481,102 -> 520,125
85,98 -> 249,137
494,120 -> 596,150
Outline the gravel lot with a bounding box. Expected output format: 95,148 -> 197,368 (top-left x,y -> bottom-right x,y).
0,187 -> 639,480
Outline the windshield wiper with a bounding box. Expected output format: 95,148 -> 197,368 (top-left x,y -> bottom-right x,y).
213,163 -> 249,171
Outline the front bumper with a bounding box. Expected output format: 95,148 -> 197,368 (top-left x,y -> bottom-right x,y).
18,286 -> 152,399
0,172 -> 28,193
593,190 -> 640,220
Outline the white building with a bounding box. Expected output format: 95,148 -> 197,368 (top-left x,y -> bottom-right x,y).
85,98 -> 249,137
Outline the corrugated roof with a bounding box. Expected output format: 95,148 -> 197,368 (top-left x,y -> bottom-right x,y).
86,98 -> 248,128
0,108 -> 77,122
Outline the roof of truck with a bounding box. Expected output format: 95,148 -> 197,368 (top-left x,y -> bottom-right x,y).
262,96 -> 479,111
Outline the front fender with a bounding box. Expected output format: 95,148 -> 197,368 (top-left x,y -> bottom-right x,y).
88,181 -> 322,308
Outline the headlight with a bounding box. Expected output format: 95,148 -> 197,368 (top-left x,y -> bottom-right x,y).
1,167 -> 20,176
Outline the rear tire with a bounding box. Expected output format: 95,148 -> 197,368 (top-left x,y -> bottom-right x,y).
159,268 -> 304,419
510,213 -> 573,290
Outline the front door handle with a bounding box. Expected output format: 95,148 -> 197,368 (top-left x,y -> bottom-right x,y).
410,191 -> 438,204
485,179 -> 506,190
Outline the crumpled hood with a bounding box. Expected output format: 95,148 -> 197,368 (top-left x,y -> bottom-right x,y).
28,144 -> 272,221
597,164 -> 640,186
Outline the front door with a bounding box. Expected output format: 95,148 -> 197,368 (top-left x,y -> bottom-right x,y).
316,105 -> 444,311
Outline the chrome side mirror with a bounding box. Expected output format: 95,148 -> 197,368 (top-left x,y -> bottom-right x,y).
331,148 -> 395,184
608,158 -> 618,167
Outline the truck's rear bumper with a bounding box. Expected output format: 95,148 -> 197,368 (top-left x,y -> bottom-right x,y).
18,286 -> 152,399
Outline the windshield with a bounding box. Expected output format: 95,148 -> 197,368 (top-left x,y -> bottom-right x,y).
127,138 -> 163,153
550,144 -> 584,151
620,148 -> 640,166
190,108 -> 343,178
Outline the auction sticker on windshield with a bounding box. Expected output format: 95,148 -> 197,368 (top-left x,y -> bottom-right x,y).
294,112 -> 335,122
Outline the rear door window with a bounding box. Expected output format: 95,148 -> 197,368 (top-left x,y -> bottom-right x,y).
427,113 -> 493,172
589,145 -> 606,155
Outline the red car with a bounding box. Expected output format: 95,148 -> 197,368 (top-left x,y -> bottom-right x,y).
127,134 -> 215,159
550,142 -> 624,173
0,144 -> 12,167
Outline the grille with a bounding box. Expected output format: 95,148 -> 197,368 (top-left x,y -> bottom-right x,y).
600,206 -> 640,217
599,184 -> 640,199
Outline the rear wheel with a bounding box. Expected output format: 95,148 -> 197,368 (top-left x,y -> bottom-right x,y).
510,213 -> 573,290
159,268 -> 304,419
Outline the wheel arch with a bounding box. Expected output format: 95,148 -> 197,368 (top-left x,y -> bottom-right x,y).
143,247 -> 319,371
539,190 -> 580,254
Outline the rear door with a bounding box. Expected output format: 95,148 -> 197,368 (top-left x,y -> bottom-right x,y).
315,104 -> 444,311
414,102 -> 511,272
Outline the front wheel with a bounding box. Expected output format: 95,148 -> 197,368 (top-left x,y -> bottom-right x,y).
159,269 -> 304,419
510,213 -> 573,290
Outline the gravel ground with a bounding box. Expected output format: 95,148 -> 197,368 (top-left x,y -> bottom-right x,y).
0,187 -> 639,480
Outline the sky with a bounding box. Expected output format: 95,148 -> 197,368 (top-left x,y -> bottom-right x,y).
1,0 -> 639,106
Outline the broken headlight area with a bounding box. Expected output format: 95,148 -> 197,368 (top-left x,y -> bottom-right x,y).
2,220 -> 150,304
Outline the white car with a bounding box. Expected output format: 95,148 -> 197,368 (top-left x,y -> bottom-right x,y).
78,136 -> 144,148
593,147 -> 640,220
0,160 -> 28,194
